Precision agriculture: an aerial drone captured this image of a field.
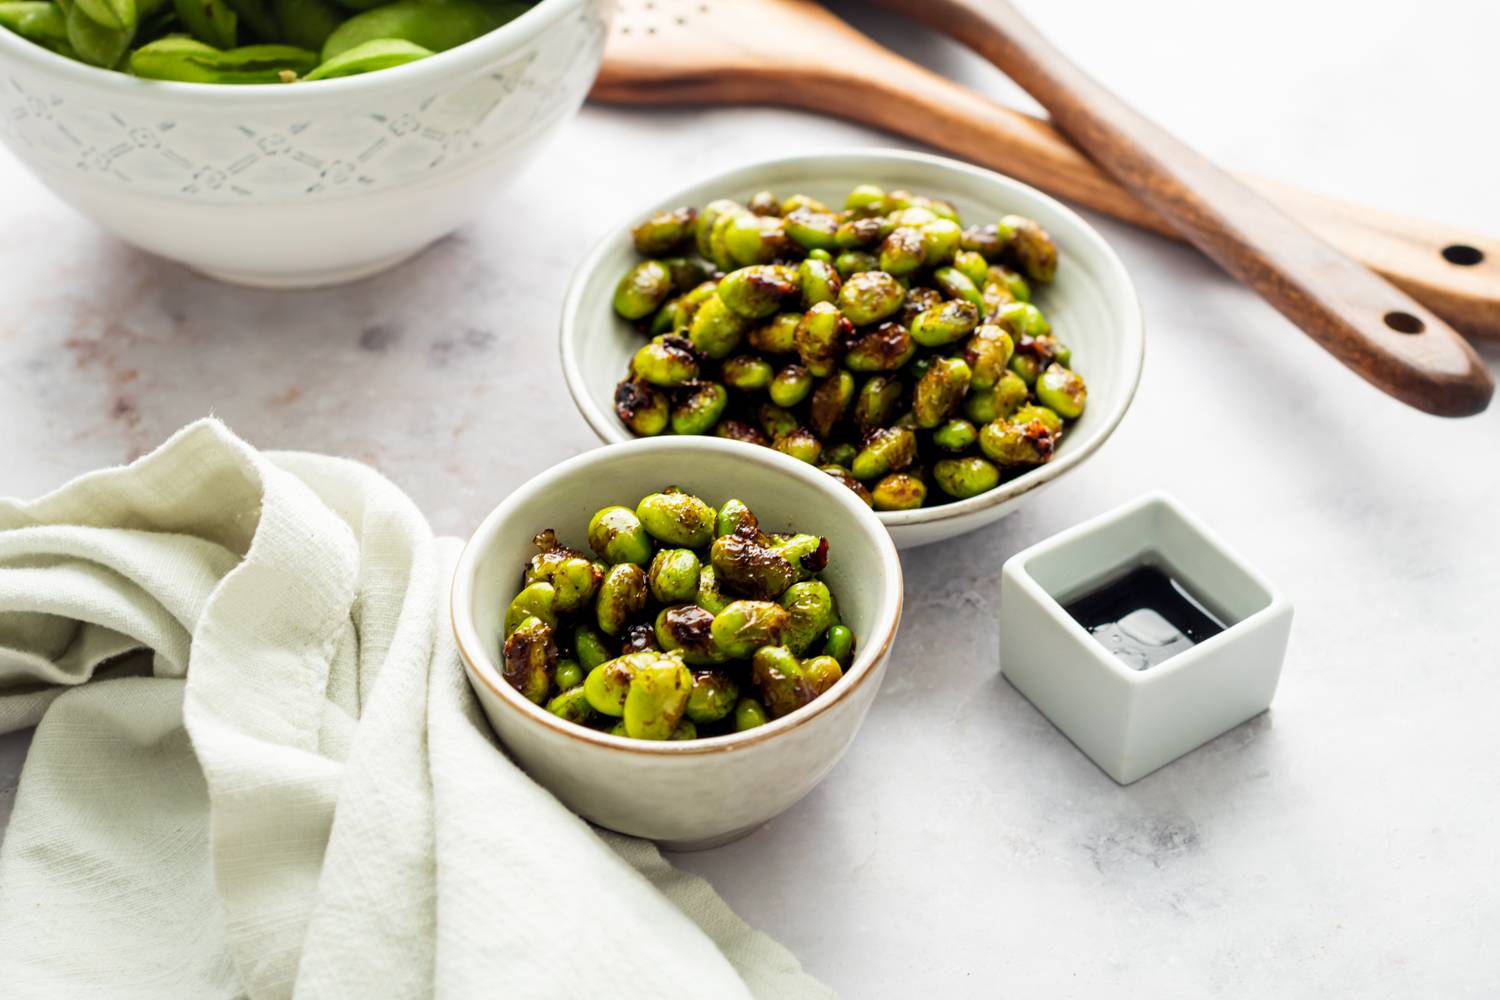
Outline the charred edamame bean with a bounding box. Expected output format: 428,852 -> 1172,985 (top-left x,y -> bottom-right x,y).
596,563 -> 649,636
604,187 -> 1080,509
934,456 -> 1002,499
648,548 -> 702,604
636,490 -> 716,548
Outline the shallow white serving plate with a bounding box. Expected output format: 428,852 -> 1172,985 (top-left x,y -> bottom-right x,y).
560,148 -> 1145,549
0,0 -> 609,287
451,436 -> 904,850
1000,492 -> 1293,784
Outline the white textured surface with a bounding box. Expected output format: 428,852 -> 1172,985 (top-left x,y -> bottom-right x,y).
2,0 -> 1498,995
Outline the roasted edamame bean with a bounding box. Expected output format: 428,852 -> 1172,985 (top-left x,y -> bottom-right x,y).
502,488 -> 858,739
648,548 -> 701,604
596,563 -> 648,636
588,506 -> 652,566
604,187 -> 1081,510
636,489 -> 716,547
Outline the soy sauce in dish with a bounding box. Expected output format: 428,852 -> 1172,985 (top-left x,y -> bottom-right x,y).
1063,564 -> 1226,670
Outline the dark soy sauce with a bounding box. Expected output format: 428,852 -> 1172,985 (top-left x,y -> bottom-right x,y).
1063,563 -> 1227,671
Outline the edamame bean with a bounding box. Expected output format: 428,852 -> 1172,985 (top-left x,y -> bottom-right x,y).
613,260 -> 674,321
670,381 -> 728,435
546,684 -> 592,724
934,456 -> 1001,499
842,322 -> 914,373
837,270 -> 906,326
648,548 -> 701,604
613,379 -> 670,437
596,563 -> 648,636
1035,363 -> 1088,419
503,615 -> 555,705
575,625 -> 612,672
622,654 -> 693,740
711,528 -> 798,599
794,301 -> 847,377
872,472 -> 927,511
554,658 -> 585,692
685,670 -> 739,723
717,265 -> 799,320
636,490 -> 716,547
735,696 -> 770,731
979,416 -> 1057,466
913,357 -> 972,429
910,299 -> 980,348
822,624 -> 854,666
631,335 -> 699,387
769,364 -> 815,408
999,214 -> 1057,283
780,580 -> 837,654
632,207 -> 696,257
504,581 -> 556,635
807,370 -> 855,438
711,600 -> 790,659
654,604 -> 720,664
588,505 -> 652,566
851,427 -> 916,481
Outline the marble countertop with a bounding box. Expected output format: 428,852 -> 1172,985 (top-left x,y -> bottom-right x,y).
2,1 -> 1497,995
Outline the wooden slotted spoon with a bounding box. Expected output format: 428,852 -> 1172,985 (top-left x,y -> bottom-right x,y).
593,0 -> 1498,415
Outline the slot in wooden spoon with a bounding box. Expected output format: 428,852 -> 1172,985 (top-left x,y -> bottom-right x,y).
594,0 -> 1500,351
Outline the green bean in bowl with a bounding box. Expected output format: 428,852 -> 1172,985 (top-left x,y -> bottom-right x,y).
608,184 -> 1089,511
0,0 -> 538,81
500,488 -> 855,742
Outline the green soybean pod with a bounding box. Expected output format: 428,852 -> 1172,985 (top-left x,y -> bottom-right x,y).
66,2 -> 132,67
72,0 -> 132,31
273,0 -> 344,50
1,2 -> 75,56
321,0 -> 500,60
129,38 -> 321,82
305,36 -> 435,80
175,0 -> 237,49
222,0 -> 277,38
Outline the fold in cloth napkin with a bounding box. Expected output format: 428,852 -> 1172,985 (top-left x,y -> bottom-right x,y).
0,419 -> 832,1000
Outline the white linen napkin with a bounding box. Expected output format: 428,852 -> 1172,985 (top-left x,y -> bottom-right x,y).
0,419 -> 832,1000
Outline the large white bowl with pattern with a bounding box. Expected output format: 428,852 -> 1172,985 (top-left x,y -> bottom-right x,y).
0,0 -> 610,287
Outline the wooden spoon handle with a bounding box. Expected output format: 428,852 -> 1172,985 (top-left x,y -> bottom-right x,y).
869,0 -> 1493,416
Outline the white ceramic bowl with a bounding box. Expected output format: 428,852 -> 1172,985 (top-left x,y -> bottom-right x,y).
451,436 -> 903,850
560,149 -> 1145,548
0,0 -> 609,287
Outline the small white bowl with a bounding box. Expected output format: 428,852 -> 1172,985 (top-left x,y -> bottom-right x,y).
559,148 -> 1145,549
451,436 -> 904,849
999,493 -> 1293,784
0,0 -> 609,287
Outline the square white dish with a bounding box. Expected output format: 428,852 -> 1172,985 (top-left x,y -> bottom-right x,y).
999,492 -> 1292,784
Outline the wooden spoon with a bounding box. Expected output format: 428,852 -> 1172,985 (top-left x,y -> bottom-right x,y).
593,0 -> 1500,357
